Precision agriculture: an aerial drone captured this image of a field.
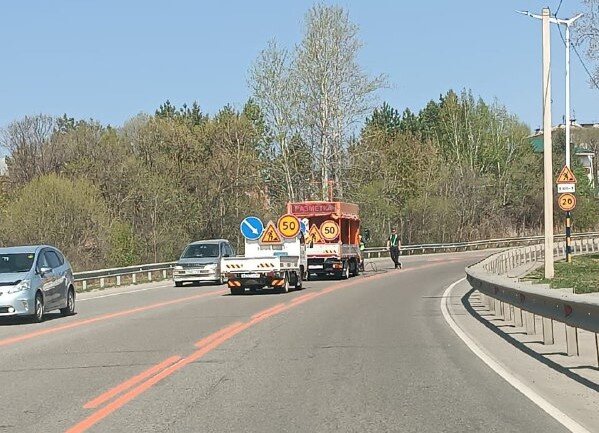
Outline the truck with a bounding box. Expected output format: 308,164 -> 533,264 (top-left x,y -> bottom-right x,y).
222,234 -> 307,295
287,201 -> 362,279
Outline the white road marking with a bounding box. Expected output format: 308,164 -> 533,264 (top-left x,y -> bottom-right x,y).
77,285 -> 171,302
441,278 -> 591,433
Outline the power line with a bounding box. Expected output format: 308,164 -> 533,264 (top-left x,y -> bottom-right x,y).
555,21 -> 599,91
555,0 -> 563,16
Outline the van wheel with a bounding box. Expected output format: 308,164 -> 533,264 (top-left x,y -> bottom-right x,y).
60,288 -> 75,316
175,281 -> 183,287
33,293 -> 44,323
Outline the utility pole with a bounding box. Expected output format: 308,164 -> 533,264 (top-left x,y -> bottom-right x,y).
542,8 -> 554,279
563,14 -> 583,168
517,8 -> 555,278
518,10 -> 584,268
562,14 -> 582,264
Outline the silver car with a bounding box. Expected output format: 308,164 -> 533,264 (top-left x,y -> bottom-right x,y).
173,239 -> 234,287
0,245 -> 76,322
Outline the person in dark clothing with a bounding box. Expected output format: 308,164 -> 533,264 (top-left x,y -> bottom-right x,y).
387,228 -> 402,269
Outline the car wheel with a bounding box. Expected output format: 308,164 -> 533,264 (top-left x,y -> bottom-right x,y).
219,274 -> 226,285
33,293 -> 44,323
175,281 -> 183,287
60,288 -> 75,316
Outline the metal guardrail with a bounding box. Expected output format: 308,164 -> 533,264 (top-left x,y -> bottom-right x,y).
73,232 -> 599,290
465,234 -> 599,362
361,231 -> 599,258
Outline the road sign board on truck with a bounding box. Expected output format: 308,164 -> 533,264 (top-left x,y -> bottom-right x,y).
277,214 -> 300,238
240,216 -> 264,241
260,221 -> 283,244
320,220 -> 340,241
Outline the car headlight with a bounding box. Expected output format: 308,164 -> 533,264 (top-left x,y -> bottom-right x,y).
205,263 -> 218,270
8,279 -> 30,294
174,265 -> 183,270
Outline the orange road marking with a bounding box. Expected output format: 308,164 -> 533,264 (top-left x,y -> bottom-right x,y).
83,355 -> 181,409
0,289 -> 227,348
66,258 -> 472,433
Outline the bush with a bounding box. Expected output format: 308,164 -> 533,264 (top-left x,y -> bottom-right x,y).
0,174 -> 110,270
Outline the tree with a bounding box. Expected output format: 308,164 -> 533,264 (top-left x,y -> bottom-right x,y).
249,4 -> 386,201
294,4 -> 387,199
0,174 -> 111,270
1,115 -> 58,187
575,0 -> 599,87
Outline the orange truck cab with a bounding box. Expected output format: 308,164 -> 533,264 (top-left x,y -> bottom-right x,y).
287,201 -> 362,279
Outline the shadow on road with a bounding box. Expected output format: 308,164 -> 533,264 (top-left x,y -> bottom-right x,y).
461,288 -> 599,393
0,312 -> 78,327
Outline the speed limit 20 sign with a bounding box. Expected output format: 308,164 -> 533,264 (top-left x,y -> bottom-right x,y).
558,193 -> 576,212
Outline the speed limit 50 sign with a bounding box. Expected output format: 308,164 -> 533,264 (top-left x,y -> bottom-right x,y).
558,193 -> 576,212
277,214 -> 300,238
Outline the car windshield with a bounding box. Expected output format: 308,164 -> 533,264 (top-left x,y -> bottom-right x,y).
182,244 -> 220,259
0,253 -> 35,274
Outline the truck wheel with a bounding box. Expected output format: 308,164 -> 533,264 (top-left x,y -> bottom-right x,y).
175,281 -> 183,287
280,273 -> 290,293
342,262 -> 350,280
294,271 -> 303,290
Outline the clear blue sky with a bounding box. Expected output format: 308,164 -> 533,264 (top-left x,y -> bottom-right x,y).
1,0 -> 597,134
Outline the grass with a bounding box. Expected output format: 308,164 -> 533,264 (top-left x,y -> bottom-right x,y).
525,254 -> 599,294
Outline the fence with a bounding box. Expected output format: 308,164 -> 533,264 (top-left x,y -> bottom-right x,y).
465,233 -> 599,364
73,232 -> 599,292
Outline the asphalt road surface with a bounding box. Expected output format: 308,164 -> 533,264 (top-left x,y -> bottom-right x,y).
0,252 -> 571,433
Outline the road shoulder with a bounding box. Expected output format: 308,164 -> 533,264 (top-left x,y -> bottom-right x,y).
446,278 -> 599,433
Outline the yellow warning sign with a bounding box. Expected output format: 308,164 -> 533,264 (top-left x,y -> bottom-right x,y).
306,224 -> 325,244
260,221 -> 282,244
556,165 -> 577,184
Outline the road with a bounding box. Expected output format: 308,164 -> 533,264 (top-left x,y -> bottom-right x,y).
0,252 -> 571,433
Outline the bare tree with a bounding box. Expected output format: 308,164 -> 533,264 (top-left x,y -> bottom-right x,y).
249,40 -> 298,201
575,0 -> 599,86
294,4 -> 387,199
1,115 -> 58,186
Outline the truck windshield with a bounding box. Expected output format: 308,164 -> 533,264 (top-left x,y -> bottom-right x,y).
0,253 -> 35,274
182,244 -> 220,258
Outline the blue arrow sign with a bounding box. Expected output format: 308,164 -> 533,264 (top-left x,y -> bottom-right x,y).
300,218 -> 309,235
240,216 -> 264,241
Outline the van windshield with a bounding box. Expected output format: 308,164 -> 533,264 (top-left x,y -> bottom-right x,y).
0,253 -> 35,274
182,244 -> 220,259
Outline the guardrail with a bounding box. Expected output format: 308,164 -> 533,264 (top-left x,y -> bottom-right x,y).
465,233 -> 599,364
361,231 -> 599,258
73,231 -> 599,292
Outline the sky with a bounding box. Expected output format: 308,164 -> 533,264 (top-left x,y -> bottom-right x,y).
0,0 -> 597,141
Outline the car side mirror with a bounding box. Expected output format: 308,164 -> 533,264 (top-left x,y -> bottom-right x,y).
39,267 -> 52,276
